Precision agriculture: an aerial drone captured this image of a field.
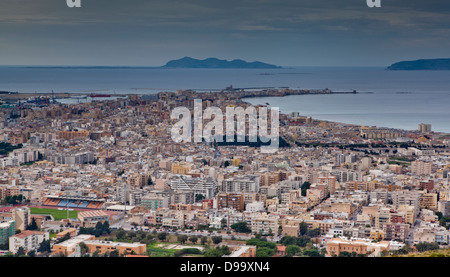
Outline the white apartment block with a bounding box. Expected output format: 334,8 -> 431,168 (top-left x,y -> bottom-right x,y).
9,230 -> 49,254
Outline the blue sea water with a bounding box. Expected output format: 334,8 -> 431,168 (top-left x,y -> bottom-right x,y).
1,66 -> 450,132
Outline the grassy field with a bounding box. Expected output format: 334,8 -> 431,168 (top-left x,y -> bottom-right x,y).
29,207 -> 78,221
146,242 -> 178,257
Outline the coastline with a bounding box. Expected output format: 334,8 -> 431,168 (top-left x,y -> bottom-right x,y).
0,92 -> 127,101
239,94 -> 450,137
2,88 -> 449,137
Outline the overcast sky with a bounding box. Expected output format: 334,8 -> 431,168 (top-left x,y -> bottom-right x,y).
1,0 -> 450,66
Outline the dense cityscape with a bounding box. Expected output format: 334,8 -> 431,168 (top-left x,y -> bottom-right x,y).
1,88 -> 449,258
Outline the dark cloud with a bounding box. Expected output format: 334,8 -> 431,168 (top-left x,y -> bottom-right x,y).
1,0 -> 449,66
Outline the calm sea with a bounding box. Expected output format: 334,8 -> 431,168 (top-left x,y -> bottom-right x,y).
1,66 -> 450,133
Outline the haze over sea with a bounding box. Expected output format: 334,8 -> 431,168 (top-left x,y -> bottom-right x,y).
1,66 -> 450,133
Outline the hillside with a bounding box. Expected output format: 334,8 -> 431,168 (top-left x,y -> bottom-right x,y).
396,248 -> 450,257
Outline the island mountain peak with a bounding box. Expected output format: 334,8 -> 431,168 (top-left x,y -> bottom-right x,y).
387,58 -> 450,70
162,57 -> 281,69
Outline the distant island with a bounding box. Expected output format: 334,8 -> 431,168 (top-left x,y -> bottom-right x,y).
162,57 -> 281,69
387,59 -> 450,70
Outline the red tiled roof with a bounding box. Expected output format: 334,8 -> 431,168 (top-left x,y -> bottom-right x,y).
13,230 -> 46,239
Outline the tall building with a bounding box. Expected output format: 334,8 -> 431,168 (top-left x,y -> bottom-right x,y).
419,193 -> 438,210
217,193 -> 244,211
392,191 -> 420,217
418,123 -> 432,133
0,220 -> 16,245
12,207 -> 31,231
438,201 -> 450,217
219,175 -> 260,193
411,160 -> 432,176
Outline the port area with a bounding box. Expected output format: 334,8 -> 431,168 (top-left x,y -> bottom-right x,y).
0,92 -> 126,101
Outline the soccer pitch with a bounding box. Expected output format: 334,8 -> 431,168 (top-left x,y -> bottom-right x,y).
29,207 -> 78,221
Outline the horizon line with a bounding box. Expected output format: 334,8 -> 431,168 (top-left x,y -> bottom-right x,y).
0,65 -> 387,68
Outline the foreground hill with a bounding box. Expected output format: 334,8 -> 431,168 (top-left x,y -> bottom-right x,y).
395,248 -> 450,257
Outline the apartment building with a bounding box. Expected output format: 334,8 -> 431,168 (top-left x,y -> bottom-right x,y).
382,223 -> 409,242
411,160 -> 432,176
419,192 -> 438,210
12,207 -> 31,231
250,215 -> 279,235
438,201 -> 450,217
9,230 -> 49,254
392,191 -> 420,216
141,194 -> 165,210
169,176 -> 217,199
219,175 -> 260,193
0,220 -> 15,245
217,193 -> 244,211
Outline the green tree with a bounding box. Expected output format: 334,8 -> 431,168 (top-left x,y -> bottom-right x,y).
157,232 -> 167,242
103,221 -> 111,234
394,244 -> 413,255
189,236 -> 198,244
286,245 -> 301,257
306,228 -> 321,237
296,236 -> 311,247
301,182 -> 311,196
15,247 -> 26,257
211,236 -> 222,245
92,250 -> 101,257
415,242 -> 440,252
116,230 -> 126,240
195,194 -> 205,202
338,251 -> 353,257
204,248 -> 224,257
220,245 -> 231,255
231,222 -> 252,233
201,236 -> 208,245
256,247 -> 275,257
221,218 -> 227,229
303,248 -> 323,257
178,235 -> 188,244
280,236 -> 297,246
79,242 -> 89,256
56,232 -> 71,244
26,218 -> 39,231
109,250 -> 120,257
38,239 -> 51,253
299,222 -> 308,235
